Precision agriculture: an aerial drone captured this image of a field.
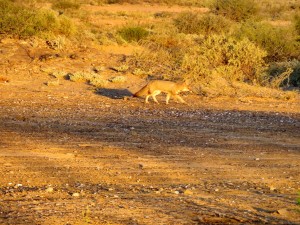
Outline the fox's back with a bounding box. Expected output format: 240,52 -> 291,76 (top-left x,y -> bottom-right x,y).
148,80 -> 188,93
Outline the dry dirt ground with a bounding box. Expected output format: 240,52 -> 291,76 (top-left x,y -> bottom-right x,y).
0,4 -> 300,224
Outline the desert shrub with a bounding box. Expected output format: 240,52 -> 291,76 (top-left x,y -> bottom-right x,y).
230,81 -> 297,99
211,0 -> 259,22
111,65 -> 129,72
133,68 -> 152,78
267,68 -> 293,89
174,12 -> 231,35
174,12 -> 200,34
0,0 -> 76,37
182,35 -> 267,86
68,71 -> 108,87
234,20 -> 300,61
109,76 -> 127,83
295,15 -> 300,35
133,33 -> 194,80
117,26 -> 149,42
257,0 -> 289,20
68,72 -> 95,82
0,0 -> 54,37
89,77 -> 109,87
50,71 -> 68,79
58,15 -> 77,36
266,60 -> 300,87
133,33 -> 268,96
52,0 -> 80,11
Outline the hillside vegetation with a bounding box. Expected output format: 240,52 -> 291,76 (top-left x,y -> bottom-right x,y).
1,0 -> 300,98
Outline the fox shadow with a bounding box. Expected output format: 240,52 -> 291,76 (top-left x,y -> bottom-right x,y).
95,88 -> 133,99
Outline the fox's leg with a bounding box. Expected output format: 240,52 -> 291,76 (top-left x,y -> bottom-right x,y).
151,94 -> 159,104
174,95 -> 186,104
166,93 -> 171,104
151,90 -> 161,104
145,95 -> 150,103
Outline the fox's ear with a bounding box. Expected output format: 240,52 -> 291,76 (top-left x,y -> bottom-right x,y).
184,80 -> 190,85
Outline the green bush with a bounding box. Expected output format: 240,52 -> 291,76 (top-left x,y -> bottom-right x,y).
174,12 -> 231,35
118,26 -> 149,42
0,0 -> 76,38
235,20 -> 300,61
211,0 -> 258,22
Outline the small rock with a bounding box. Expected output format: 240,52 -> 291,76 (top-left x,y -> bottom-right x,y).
192,216 -> 205,223
214,188 -> 219,192
72,193 -> 80,197
269,186 -> 276,191
14,184 -> 22,188
255,158 -> 260,161
277,208 -> 289,216
69,54 -> 78,60
45,79 -> 60,86
183,189 -> 193,195
174,191 -> 180,195
45,187 -> 54,193
139,163 -> 144,169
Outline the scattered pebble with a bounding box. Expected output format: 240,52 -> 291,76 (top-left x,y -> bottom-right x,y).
45,187 -> 54,193
277,208 -> 289,216
138,163 -> 144,169
72,193 -> 80,197
183,189 -> 193,195
14,184 -> 23,188
269,186 -> 276,191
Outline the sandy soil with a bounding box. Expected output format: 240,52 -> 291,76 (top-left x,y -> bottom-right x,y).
0,14 -> 300,225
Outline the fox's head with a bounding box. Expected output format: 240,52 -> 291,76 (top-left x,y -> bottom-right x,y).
180,81 -> 190,92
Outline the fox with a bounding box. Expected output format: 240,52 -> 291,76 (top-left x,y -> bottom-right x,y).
133,80 -> 190,104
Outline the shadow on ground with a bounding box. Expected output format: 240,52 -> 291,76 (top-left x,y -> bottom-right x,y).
95,88 -> 133,99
